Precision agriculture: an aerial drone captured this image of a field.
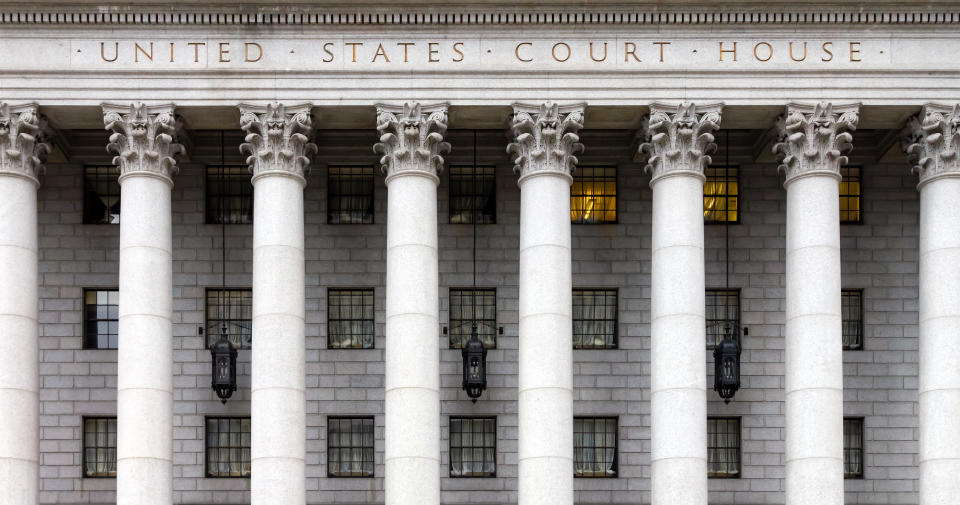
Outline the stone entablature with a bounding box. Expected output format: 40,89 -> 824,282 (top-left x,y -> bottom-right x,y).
640,101 -> 722,185
0,102 -> 49,185
102,102 -> 183,185
774,102 -> 860,185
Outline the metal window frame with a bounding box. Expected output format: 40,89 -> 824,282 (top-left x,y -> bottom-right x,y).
840,164 -> 864,225
705,288 -> 741,350
448,416 -> 498,478
204,164 -> 254,225
81,416 -> 117,479
707,416 -> 742,479
572,288 -> 619,350
204,287 -> 253,350
327,165 -> 376,225
204,416 -> 252,479
703,164 -> 741,225
326,288 -> 376,350
841,289 -> 865,351
448,164 -> 497,225
81,164 -> 121,225
573,416 -> 619,478
448,287 -> 497,349
571,165 -> 618,225
82,288 -> 119,350
843,417 -> 865,479
326,416 -> 376,478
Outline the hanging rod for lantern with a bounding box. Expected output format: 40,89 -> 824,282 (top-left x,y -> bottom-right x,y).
210,130 -> 238,404
461,129 -> 488,402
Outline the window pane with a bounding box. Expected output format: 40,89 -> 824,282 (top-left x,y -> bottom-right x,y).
83,165 -> 121,224
83,417 -> 117,477
449,289 -> 497,349
449,417 -> 497,477
328,166 -> 375,224
327,417 -> 375,477
706,289 -> 740,348
449,165 -> 496,224
84,289 -> 119,350
572,289 -> 617,349
707,417 -> 740,478
840,166 -> 862,223
571,166 -> 617,224
704,165 -> 739,223
206,289 -> 253,349
844,418 -> 864,478
206,417 -> 252,477
842,290 -> 863,350
207,164 -> 254,224
574,417 -> 617,477
328,289 -> 375,349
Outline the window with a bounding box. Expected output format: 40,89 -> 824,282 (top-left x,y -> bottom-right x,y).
449,165 -> 496,224
844,418 -> 864,478
84,289 -> 118,349
449,417 -> 496,477
574,417 -> 618,477
206,289 -> 252,349
448,289 -> 496,349
571,166 -> 617,224
206,165 -> 253,224
704,165 -> 739,223
842,290 -> 863,350
706,289 -> 740,349
328,166 -> 375,224
327,289 -> 375,349
327,417 -> 375,477
83,417 -> 116,478
707,417 -> 740,478
83,165 -> 120,224
840,165 -> 862,223
573,289 -> 618,349
206,417 -> 251,478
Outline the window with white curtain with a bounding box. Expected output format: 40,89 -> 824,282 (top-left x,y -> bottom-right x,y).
574,417 -> 618,477
707,417 -> 740,478
327,417 -> 375,477
205,417 -> 251,478
844,417 -> 864,478
328,166 -> 375,224
83,417 -> 116,478
449,417 -> 496,477
572,289 -> 618,349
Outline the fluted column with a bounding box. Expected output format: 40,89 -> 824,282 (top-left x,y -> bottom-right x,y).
0,103 -> 49,505
375,102 -> 449,505
103,103 -> 183,505
774,102 -> 859,505
640,102 -> 722,505
508,102 -> 584,505
904,103 -> 960,505
240,103 -> 316,505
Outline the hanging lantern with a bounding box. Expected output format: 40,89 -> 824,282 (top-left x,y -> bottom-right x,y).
713,322 -> 741,403
461,325 -> 487,402
210,322 -> 237,404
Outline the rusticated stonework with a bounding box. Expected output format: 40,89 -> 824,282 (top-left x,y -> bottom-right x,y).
902,103 -> 960,188
0,102 -> 50,185
639,101 -> 722,184
774,102 -> 860,184
508,102 -> 585,182
374,102 -> 450,183
102,102 -> 183,185
239,102 -> 317,184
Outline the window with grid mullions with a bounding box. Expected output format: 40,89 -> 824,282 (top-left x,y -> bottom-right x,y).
707,417 -> 741,478
842,290 -> 863,350
704,165 -> 739,223
328,166 -> 375,224
706,289 -> 740,349
83,417 -> 116,478
573,289 -> 618,349
449,417 -> 497,477
328,289 -> 375,349
840,165 -> 862,223
844,417 -> 864,478
327,417 -> 375,477
574,417 -> 618,477
206,417 -> 251,478
571,166 -> 617,224
206,289 -> 253,349
449,165 -> 496,224
83,165 -> 121,224
207,165 -> 254,224
84,289 -> 118,349
449,288 -> 496,349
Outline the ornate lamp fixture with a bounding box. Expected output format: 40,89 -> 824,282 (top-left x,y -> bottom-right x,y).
461,130 -> 487,402
210,130 -> 238,403
712,130 -> 741,403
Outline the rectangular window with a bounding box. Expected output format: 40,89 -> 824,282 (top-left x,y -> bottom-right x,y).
83,417 -> 116,478
84,289 -> 118,349
571,166 -> 617,224
449,417 -> 497,477
706,289 -> 740,349
707,417 -> 741,478
704,165 -> 739,223
327,417 -> 375,477
573,289 -> 618,349
328,166 -> 375,224
844,417 -> 864,479
206,165 -> 253,224
449,165 -> 496,224
205,417 -> 251,478
448,288 -> 496,349
206,289 -> 253,349
327,289 -> 375,349
840,165 -> 862,223
574,417 -> 618,477
83,165 -> 120,224
842,290 -> 863,350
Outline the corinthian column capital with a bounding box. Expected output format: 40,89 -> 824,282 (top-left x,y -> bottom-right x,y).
640,101 -> 723,185
902,103 -> 960,188
0,102 -> 50,186
508,101 -> 585,183
239,102 -> 317,185
102,102 -> 183,186
374,102 -> 450,184
773,102 -> 860,184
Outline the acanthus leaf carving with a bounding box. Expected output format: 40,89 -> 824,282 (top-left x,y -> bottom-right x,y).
507,102 -> 585,181
902,103 -> 960,187
0,102 -> 50,185
773,102 -> 860,184
373,102 -> 450,182
639,102 -> 722,183
102,102 -> 184,184
239,102 -> 317,183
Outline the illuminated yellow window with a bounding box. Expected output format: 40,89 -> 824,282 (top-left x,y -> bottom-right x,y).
840,166 -> 862,223
704,165 -> 739,223
571,166 -> 617,224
